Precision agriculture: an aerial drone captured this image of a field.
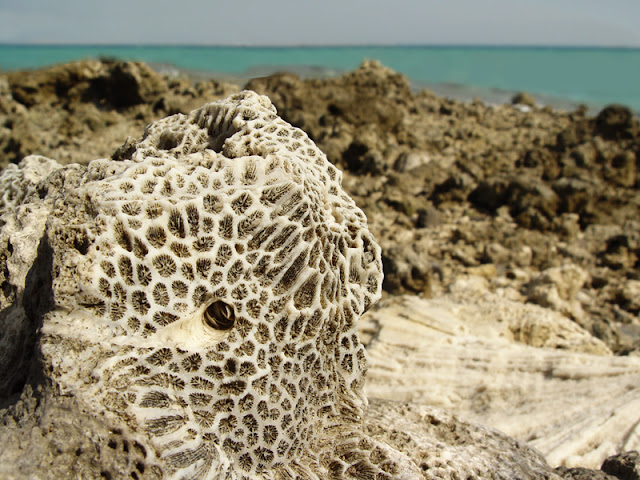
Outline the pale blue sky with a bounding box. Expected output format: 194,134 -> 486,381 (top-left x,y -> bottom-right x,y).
1,0 -> 639,46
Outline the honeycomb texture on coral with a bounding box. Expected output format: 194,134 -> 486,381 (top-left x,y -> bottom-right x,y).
0,155 -> 62,214
0,92 -> 420,479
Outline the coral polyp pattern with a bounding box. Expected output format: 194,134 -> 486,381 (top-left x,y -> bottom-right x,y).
0,92 -> 422,478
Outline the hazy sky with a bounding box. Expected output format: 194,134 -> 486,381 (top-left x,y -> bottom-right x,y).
1,0 -> 639,46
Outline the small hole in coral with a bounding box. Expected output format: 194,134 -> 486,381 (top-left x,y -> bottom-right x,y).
203,300 -> 235,330
73,234 -> 90,255
133,441 -> 146,457
157,131 -> 180,151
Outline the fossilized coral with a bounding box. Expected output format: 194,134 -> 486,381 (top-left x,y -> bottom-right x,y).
0,92 -> 423,479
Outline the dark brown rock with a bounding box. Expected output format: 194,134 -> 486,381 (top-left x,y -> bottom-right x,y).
605,151 -> 636,187
601,451 -> 640,480
595,105 -> 637,140
557,120 -> 594,150
246,60 -> 413,173
468,178 -> 510,212
381,246 -> 432,295
7,60 -> 167,109
415,207 -> 442,229
555,466 -> 618,479
512,91 -> 537,107
508,177 -> 560,229
0,60 -> 238,168
85,61 -> 167,108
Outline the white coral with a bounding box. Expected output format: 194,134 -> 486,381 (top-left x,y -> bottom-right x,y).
0,92 -> 417,479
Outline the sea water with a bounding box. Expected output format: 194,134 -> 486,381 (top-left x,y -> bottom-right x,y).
1,44 -> 639,113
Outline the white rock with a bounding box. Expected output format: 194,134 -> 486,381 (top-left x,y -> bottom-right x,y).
362,294 -> 640,468
526,263 -> 590,320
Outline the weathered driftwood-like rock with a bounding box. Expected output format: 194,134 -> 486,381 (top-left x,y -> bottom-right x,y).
362,292 -> 640,469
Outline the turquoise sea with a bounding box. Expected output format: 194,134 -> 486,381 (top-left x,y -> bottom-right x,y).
1,45 -> 639,113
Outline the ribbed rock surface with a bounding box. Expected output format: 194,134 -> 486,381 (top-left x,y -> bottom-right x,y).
362,291 -> 640,468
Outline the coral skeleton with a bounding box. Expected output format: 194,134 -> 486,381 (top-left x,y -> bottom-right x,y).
0,92 -> 422,479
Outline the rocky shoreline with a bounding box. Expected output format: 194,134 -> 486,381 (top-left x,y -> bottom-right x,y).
244,63 -> 640,356
3,59 -> 638,354
1,59 -> 639,478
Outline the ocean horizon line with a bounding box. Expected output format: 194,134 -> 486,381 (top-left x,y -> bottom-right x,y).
2,43 -> 638,113
2,43 -> 640,51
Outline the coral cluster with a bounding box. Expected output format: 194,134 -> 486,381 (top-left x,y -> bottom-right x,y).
0,92 -> 423,479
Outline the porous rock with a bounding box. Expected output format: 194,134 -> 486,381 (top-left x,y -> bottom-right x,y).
5,60 -> 639,357
0,91 -> 409,479
366,399 -> 560,480
0,90 -> 580,480
595,105 -> 637,140
1,60 -> 239,168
